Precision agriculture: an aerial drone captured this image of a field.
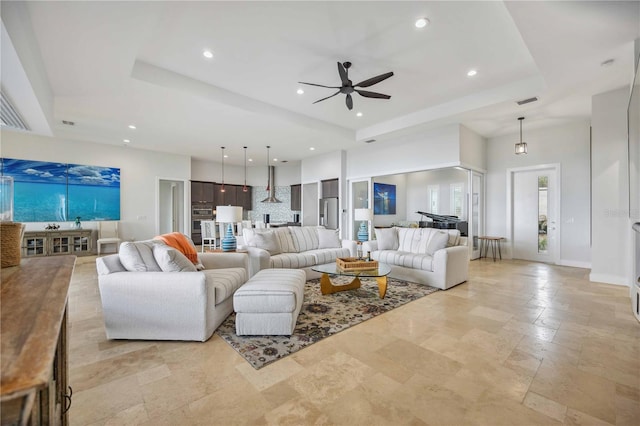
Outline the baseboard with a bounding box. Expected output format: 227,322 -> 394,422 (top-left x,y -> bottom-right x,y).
589,273 -> 629,287
559,259 -> 591,269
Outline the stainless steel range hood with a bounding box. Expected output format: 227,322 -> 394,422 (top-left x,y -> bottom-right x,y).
261,166 -> 282,203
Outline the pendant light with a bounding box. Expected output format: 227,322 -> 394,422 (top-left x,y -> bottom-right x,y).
242,146 -> 248,192
515,117 -> 528,155
265,145 -> 270,192
220,146 -> 226,192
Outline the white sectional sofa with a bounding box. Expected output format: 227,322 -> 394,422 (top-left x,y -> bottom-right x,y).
96,240 -> 248,342
362,227 -> 469,290
239,226 -> 357,278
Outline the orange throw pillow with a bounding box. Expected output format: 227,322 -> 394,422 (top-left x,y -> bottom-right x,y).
154,232 -> 199,265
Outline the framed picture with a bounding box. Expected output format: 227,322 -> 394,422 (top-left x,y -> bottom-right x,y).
374,182 -> 396,215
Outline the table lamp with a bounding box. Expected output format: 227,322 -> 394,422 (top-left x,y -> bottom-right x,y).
216,206 -> 243,251
354,208 -> 373,242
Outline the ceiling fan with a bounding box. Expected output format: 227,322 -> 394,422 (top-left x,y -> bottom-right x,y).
299,61 -> 394,110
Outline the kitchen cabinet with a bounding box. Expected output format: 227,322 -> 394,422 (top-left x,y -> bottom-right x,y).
321,178 -> 339,198
191,181 -> 214,204
291,184 -> 301,211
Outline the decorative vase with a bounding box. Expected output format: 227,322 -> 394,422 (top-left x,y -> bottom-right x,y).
221,223 -> 237,251
75,216 -> 82,229
357,221 -> 369,242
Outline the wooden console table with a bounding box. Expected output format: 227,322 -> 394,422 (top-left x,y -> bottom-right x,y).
1,255 -> 75,425
22,230 -> 93,258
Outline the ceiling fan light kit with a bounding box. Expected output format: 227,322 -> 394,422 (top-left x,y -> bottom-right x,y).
299,61 -> 394,110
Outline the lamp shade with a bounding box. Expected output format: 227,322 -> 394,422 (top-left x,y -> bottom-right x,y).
354,208 -> 373,221
216,206 -> 242,223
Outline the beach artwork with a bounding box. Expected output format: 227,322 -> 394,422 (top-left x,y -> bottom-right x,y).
1,158 -> 120,222
374,182 -> 396,215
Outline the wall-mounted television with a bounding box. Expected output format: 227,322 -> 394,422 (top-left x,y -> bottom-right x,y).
374,182 -> 396,215
1,158 -> 120,222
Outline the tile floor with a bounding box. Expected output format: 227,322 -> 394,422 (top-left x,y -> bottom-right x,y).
68,256 -> 639,425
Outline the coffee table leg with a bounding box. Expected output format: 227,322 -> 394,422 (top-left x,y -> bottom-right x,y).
376,276 -> 387,299
320,273 -> 361,295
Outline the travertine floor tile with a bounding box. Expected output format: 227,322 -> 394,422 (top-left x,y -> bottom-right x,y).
66,257 -> 639,425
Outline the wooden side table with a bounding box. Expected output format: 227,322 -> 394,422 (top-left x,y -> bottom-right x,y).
478,236 -> 505,261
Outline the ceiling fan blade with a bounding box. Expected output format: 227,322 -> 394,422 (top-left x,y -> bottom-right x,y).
346,93 -> 353,110
354,71 -> 394,88
337,62 -> 349,86
298,81 -> 340,89
355,89 -> 391,99
312,91 -> 341,104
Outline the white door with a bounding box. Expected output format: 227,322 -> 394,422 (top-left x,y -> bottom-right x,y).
511,166 -> 558,263
470,171 -> 484,260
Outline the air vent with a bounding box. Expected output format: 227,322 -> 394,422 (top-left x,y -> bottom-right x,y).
516,97 -> 538,106
0,90 -> 29,131
62,120 -> 75,126
364,139 -> 376,143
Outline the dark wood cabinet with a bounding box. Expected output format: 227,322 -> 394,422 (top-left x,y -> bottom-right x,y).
236,185 -> 252,212
221,184 -> 237,206
291,184 -> 301,211
191,181 -> 214,203
321,178 -> 339,198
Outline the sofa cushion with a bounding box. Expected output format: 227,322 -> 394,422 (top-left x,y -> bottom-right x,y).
307,247 -> 351,265
119,240 -> 162,272
426,231 -> 449,255
289,226 -> 320,252
152,244 -> 198,272
398,228 -> 423,253
446,230 -> 461,247
374,250 -> 403,265
269,252 -> 317,269
398,252 -> 435,271
273,227 -> 297,253
375,228 -> 399,250
252,231 -> 282,255
204,267 -> 247,305
317,228 -> 341,249
242,228 -> 269,246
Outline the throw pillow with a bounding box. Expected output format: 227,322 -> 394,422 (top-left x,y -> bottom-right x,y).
152,244 -> 197,272
119,240 -> 162,272
375,227 -> 399,250
317,228 -> 341,249
425,231 -> 449,256
252,231 -> 282,255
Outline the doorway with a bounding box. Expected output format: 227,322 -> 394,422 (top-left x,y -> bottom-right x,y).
507,164 -> 560,264
157,179 -> 188,235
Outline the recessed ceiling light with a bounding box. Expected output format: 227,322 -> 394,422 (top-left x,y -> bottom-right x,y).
273,158 -> 278,162
123,139 -> 130,143
248,158 -> 253,162
356,112 -> 363,117
128,124 -> 136,129
297,88 -> 304,95
415,18 -> 429,28
203,49 -> 213,59
467,69 -> 477,77
310,147 -> 315,151
223,155 -> 228,158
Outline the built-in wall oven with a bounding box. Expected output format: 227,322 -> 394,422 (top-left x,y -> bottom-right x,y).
191,205 -> 214,245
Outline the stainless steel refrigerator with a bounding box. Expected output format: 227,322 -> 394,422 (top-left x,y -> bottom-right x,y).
319,198 -> 339,229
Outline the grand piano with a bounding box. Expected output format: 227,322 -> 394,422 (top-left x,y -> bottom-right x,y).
416,211 -> 468,236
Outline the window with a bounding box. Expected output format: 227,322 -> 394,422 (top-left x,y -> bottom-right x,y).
450,183 -> 464,217
538,175 -> 548,253
428,185 -> 439,214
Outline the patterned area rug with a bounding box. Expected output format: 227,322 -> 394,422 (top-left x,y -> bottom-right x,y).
216,276 -> 439,369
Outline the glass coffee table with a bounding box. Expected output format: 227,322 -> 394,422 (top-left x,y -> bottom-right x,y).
311,262 -> 392,299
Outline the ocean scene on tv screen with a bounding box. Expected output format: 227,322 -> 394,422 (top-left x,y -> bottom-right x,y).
1,158 -> 120,222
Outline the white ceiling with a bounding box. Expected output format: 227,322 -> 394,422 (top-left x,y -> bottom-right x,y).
2,1 -> 639,165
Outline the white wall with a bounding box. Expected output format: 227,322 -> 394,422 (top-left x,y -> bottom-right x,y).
346,124 -> 460,179
1,131 -> 191,241
191,159 -> 301,187
591,87 -> 631,285
301,150 -> 343,183
460,125 -> 487,171
485,120 -> 591,267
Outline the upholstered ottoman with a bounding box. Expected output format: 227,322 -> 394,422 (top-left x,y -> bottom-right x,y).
233,269 -> 306,336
